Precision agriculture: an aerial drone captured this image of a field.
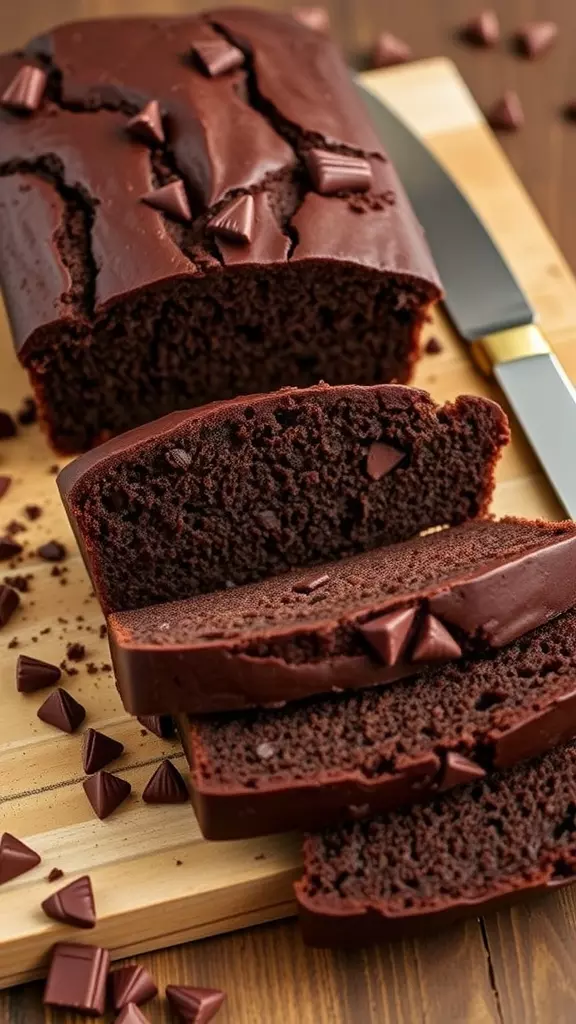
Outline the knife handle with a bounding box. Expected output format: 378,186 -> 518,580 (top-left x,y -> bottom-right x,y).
471,324 -> 551,375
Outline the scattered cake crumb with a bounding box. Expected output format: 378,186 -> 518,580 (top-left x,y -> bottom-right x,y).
425,336 -> 443,355
24,504 -> 42,521
46,867 -> 64,882
66,642 -> 86,661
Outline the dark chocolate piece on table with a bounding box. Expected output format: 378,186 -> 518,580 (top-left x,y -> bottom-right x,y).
17,396 -> 37,425
17,653 -> 62,692
207,195 -> 255,244
126,100 -> 164,145
515,20 -> 557,59
0,832 -> 41,883
438,752 -> 486,791
192,39 -> 245,77
41,875 -> 96,928
0,475 -> 11,499
37,540 -> 67,562
370,32 -> 412,69
83,728 -> 124,773
424,336 -> 442,354
137,715 -> 175,739
460,10 -> 500,47
83,771 -> 131,819
166,984 -> 226,1024
366,441 -> 405,480
0,411 -> 17,439
487,91 -> 524,131
111,964 -> 158,1010
140,181 -> 192,223
43,942 -> 110,1015
305,149 -> 372,195
0,536 -> 22,559
24,503 -> 43,519
37,688 -> 86,733
142,759 -> 189,804
0,585 -> 20,626
411,614 -> 462,663
291,6 -> 330,33
116,1005 -> 152,1024
1,65 -> 46,112
47,867 -> 64,882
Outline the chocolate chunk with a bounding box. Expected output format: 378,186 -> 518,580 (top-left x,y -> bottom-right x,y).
487,91 -> 524,131
116,1005 -> 151,1024
1,65 -> 46,113
0,832 -> 41,884
47,867 -> 64,882
17,654 -> 61,693
360,607 -> 416,666
83,771 -> 131,819
0,585 -> 20,626
37,688 -> 86,733
293,573 -> 330,594
83,728 -> 124,773
461,10 -> 500,47
111,965 -> 158,1010
41,875 -> 96,929
44,942 -> 110,1015
126,100 -> 164,145
366,441 -> 405,481
66,642 -> 86,661
166,985 -> 226,1024
0,411 -> 17,439
207,194 -> 255,244
438,752 -> 486,791
165,448 -> 192,470
0,536 -> 22,560
0,476 -> 11,499
425,336 -> 443,354
411,614 -> 462,663
24,503 -> 42,520
516,20 -> 557,59
291,6 -> 330,33
370,32 -> 412,69
305,150 -> 372,195
37,540 -> 67,562
255,741 -> 276,761
193,39 -> 244,77
142,759 -> 189,804
17,396 -> 37,425
141,181 -> 192,223
137,715 -> 175,738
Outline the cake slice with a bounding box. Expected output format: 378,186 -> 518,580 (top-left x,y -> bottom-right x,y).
58,383 -> 507,616
297,742 -> 576,946
109,516 -> 576,713
182,607 -> 576,837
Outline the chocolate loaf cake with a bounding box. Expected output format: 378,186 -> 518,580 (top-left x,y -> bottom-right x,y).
58,383 -> 507,618
0,9 -> 441,453
109,516 -> 576,713
297,742 -> 576,946
183,608 -> 576,837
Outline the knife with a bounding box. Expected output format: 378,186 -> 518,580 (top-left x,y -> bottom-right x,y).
355,82 -> 576,519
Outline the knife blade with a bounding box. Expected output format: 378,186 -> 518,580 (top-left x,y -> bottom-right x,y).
355,81 -> 576,518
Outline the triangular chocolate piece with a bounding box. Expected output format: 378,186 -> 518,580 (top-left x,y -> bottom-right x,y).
83,771 -> 131,820
291,6 -> 330,34
0,832 -> 41,884
516,20 -> 557,59
41,875 -> 96,928
438,752 -> 486,792
137,715 -> 174,738
461,10 -> 500,47
366,441 -> 405,480
17,654 -> 61,693
111,965 -> 158,1010
487,91 -> 524,131
0,584 -> 19,626
166,985 -> 226,1024
116,1005 -> 151,1024
371,32 -> 412,69
82,728 -> 124,774
142,760 -> 189,804
1,65 -> 46,112
305,149 -> 372,195
141,181 -> 192,223
207,194 -> 255,244
37,688 -> 86,733
411,614 -> 462,663
193,39 -> 244,77
360,606 -> 416,666
126,100 -> 164,145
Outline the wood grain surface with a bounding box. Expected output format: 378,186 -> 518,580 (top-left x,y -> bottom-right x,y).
1,1 -> 576,1022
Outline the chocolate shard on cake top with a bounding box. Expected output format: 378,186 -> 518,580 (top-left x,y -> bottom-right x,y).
126,100 -> 165,145
1,65 -> 46,112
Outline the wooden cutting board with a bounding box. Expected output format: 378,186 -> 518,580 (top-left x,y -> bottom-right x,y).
1,56 -> 575,991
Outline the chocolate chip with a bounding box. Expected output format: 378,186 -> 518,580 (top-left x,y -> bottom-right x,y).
460,10 -> 500,47
47,867 -> 64,883
256,742 -> 276,761
24,503 -> 42,520
0,585 -> 19,626
111,965 -> 158,1010
137,715 -> 175,738
142,759 -> 189,804
0,832 -> 41,884
66,642 -> 86,662
37,688 -> 86,733
17,654 -> 61,693
165,448 -> 192,470
41,875 -> 96,929
207,193 -> 255,244
0,476 -> 11,499
515,20 -> 557,59
487,91 -> 524,131
193,39 -> 244,76
305,150 -> 372,195
366,441 -> 405,481
425,336 -> 443,354
370,32 -> 412,69
141,181 -> 192,223
411,614 -> 462,663
0,411 -> 17,439
438,752 -> 486,792
43,942 -> 110,1015
166,985 -> 226,1024
17,396 -> 37,425
360,607 -> 417,666
293,573 -> 330,594
1,65 -> 46,113
37,540 -> 67,562
83,771 -> 131,819
0,537 -> 22,560
291,6 -> 330,33
83,728 -> 124,773
126,99 -> 164,145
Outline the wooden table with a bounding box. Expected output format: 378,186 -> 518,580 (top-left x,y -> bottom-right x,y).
2,1 -> 576,1021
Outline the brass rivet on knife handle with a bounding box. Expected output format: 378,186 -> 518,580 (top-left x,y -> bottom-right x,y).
471,324 -> 551,374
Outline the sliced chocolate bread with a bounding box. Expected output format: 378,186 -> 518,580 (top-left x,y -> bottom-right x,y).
182,608 -> 576,837
110,517 -> 576,713
58,383 -> 507,616
296,742 -> 576,946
